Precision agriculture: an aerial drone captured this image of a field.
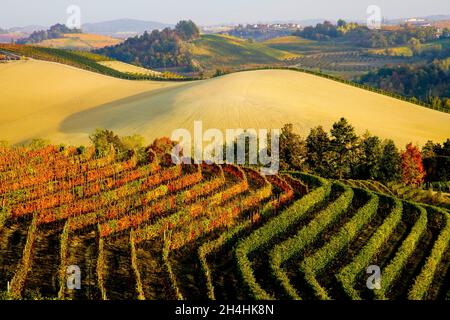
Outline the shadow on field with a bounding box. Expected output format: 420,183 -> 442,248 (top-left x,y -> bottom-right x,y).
58,80 -> 201,136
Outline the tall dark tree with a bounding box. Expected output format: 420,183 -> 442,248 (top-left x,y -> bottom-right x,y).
279,124 -> 307,171
329,118 -> 359,179
306,126 -> 332,177
421,140 -> 437,158
378,140 -> 402,183
355,133 -> 382,180
175,20 -> 200,41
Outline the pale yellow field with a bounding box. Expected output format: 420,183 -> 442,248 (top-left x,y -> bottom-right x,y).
0,60 -> 181,144
98,61 -> 161,76
0,60 -> 449,147
37,33 -> 122,49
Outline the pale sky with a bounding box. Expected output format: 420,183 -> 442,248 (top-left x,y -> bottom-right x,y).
1,0 -> 449,28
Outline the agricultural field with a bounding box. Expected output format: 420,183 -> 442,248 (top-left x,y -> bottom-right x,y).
263,36 -> 346,54
1,60 -> 449,147
0,144 -> 449,300
36,33 -> 122,50
288,51 -> 409,76
97,60 -> 161,76
0,44 -> 185,81
188,34 -> 300,72
263,36 -> 425,78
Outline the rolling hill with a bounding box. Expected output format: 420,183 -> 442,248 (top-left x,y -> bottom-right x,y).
0,59 -> 449,147
189,34 -> 300,71
36,33 -> 122,50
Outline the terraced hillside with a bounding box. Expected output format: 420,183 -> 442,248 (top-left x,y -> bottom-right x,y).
0,144 -> 449,300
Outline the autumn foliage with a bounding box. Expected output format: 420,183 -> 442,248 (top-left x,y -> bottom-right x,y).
401,143 -> 426,186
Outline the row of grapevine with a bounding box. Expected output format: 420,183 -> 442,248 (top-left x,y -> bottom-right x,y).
235,173 -> 331,300
167,174 -> 273,251
57,221 -> 71,300
98,167 -> 206,237
408,206 -> 450,300
374,203 -> 428,299
132,166 -> 248,244
129,230 -> 145,300
9,215 -> 39,298
36,165 -> 182,224
300,190 -> 379,300
198,175 -> 298,299
337,198 -> 403,299
270,182 -> 354,299
0,151 -> 117,195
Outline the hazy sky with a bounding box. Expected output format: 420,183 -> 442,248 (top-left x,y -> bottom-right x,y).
1,0 -> 449,28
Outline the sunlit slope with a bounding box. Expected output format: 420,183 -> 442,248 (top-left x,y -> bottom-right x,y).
61,69 -> 450,146
0,60 -> 181,144
189,34 -> 299,70
0,61 -> 449,146
97,60 -> 161,76
37,33 -> 122,50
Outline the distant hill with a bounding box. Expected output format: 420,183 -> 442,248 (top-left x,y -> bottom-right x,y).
188,34 -> 299,72
82,19 -> 172,37
8,25 -> 48,34
36,33 -> 122,50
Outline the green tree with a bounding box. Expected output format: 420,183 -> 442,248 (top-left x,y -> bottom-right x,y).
355,133 -> 382,179
421,140 -> 436,158
89,129 -> 124,157
279,124 -> 307,171
306,126 -> 332,177
408,37 -> 422,55
27,139 -> 51,150
329,118 -> 359,179
175,20 -> 200,41
378,140 -> 402,183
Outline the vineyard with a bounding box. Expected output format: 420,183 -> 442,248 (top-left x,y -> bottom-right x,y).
287,51 -> 409,74
0,44 -> 191,81
0,144 -> 449,300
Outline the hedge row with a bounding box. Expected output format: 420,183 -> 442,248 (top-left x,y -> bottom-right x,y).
374,203 -> 428,300
337,198 -> 403,299
235,173 -> 331,300
269,182 -> 354,299
300,189 -> 379,300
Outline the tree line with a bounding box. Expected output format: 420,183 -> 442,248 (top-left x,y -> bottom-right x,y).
95,20 -> 200,70
359,59 -> 450,110
17,24 -> 81,44
292,20 -> 447,48
85,120 -> 450,186
278,118 -> 449,185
